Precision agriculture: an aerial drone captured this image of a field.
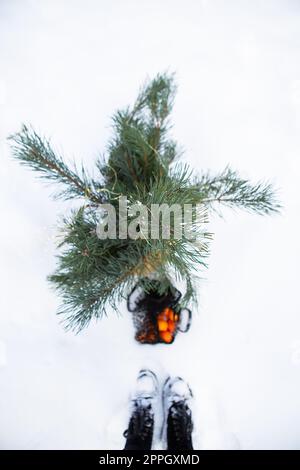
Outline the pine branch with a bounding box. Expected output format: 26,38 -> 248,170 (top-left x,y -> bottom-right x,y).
132,72 -> 176,126
195,167 -> 280,215
9,125 -> 105,204
9,73 -> 281,332
104,73 -> 177,188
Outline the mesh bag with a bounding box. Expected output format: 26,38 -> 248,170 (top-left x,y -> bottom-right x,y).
127,281 -> 192,345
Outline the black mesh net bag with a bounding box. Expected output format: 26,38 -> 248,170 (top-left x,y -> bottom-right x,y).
127,280 -> 192,345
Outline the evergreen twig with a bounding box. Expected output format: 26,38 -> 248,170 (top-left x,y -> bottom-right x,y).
195,167 -> 280,215
9,125 -> 105,203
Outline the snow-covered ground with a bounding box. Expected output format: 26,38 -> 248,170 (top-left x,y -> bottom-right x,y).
1,0 -> 300,450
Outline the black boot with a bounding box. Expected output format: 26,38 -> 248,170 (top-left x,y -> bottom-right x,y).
124,399 -> 154,450
167,400 -> 193,450
162,376 -> 194,451
123,369 -> 158,450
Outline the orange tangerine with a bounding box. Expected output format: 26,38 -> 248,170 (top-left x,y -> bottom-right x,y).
168,310 -> 175,321
157,319 -> 168,331
160,331 -> 173,343
158,309 -> 168,321
168,320 -> 176,333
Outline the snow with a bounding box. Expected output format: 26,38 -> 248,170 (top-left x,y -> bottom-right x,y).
1,0 -> 300,450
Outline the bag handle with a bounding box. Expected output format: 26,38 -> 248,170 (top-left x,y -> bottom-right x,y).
177,308 -> 192,333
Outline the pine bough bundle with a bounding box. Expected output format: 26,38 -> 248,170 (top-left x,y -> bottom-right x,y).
9,73 -> 280,332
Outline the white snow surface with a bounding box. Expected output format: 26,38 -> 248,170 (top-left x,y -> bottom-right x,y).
1,0 -> 300,450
